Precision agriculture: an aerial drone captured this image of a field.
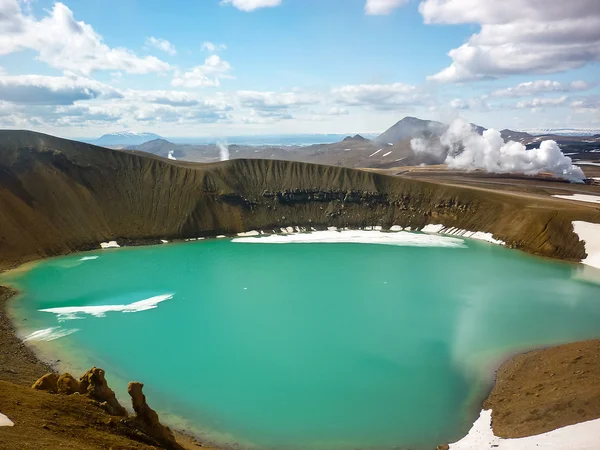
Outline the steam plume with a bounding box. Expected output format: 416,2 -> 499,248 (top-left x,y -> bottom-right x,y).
411,119 -> 585,182
217,142 -> 230,161
167,150 -> 177,160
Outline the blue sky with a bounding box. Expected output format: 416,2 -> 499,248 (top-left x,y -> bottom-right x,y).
0,0 -> 599,138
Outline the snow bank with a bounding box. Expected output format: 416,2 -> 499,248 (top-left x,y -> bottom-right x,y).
573,221 -> 600,270
232,229 -> 466,248
0,412 -> 14,427
553,194 -> 600,205
39,294 -> 174,320
100,241 -> 120,249
450,410 -> 600,450
422,224 -> 505,245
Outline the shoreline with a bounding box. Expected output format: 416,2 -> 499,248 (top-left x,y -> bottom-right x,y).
2,232 -> 600,449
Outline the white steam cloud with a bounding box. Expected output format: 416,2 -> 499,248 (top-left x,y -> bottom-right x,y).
167,150 -> 177,160
411,119 -> 585,183
217,142 -> 230,161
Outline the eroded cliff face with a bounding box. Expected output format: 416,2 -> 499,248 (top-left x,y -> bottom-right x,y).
0,130 -> 595,270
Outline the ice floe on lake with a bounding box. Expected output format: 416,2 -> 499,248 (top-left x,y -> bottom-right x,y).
38,294 -> 174,320
79,256 -> 99,261
24,326 -> 79,342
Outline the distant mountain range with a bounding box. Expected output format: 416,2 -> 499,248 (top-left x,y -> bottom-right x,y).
91,132 -> 163,147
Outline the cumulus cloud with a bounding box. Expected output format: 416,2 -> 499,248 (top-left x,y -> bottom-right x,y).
0,0 -> 171,75
171,55 -> 233,88
201,41 -> 227,52
493,80 -> 591,97
515,96 -> 567,109
221,0 -> 282,12
145,37 -> 177,55
411,118 -> 585,182
332,83 -> 424,110
571,96 -> 600,114
365,0 -> 410,15
423,0 -> 600,82
0,74 -> 122,105
237,90 -> 319,109
327,107 -> 350,115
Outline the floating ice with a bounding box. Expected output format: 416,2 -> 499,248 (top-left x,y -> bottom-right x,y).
39,294 -> 174,320
79,256 -> 99,261
24,326 -> 79,342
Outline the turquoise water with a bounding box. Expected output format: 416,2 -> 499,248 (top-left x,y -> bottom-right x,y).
4,234 -> 600,449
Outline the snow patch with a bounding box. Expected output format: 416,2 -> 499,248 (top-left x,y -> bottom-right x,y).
39,294 -> 174,321
573,221 -> 600,270
369,149 -> 382,158
450,409 -> 600,450
553,194 -> 600,205
232,229 -> 466,248
237,230 -> 260,237
422,224 -> 505,245
100,241 -> 120,249
382,151 -> 392,157
390,225 -> 403,231
0,412 -> 14,427
160,240 -> 169,244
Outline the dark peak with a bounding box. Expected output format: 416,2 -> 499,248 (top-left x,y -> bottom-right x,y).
343,134 -> 367,141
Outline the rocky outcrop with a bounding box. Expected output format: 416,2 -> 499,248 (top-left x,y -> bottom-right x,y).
127,382 -> 184,450
32,373 -> 58,393
79,367 -> 127,416
57,372 -> 80,395
31,367 -> 185,449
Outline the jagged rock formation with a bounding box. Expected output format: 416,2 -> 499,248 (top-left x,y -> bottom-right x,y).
127,382 -> 184,450
79,367 -> 128,416
31,368 -> 185,449
0,130 -> 597,271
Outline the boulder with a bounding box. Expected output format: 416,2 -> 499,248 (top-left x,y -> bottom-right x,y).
79,367 -> 127,416
57,373 -> 80,395
32,373 -> 59,393
127,382 -> 183,450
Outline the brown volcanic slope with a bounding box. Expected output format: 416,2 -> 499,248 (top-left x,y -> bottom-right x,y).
1,130 -> 599,271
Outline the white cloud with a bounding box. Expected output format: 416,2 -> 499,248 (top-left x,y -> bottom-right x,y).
0,0 -> 171,75
237,90 -> 319,109
171,55 -> 233,88
327,107 -> 350,116
492,80 -> 591,97
515,96 -> 568,109
201,41 -> 227,52
423,0 -> 600,82
448,97 -> 490,111
0,74 -> 122,105
145,36 -> 177,55
221,0 -> 282,12
365,0 -> 410,15
571,97 -> 600,114
332,83 -> 424,110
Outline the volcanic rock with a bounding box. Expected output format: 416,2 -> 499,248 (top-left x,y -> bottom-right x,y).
127,381 -> 184,450
32,373 -> 59,393
79,367 -> 127,416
